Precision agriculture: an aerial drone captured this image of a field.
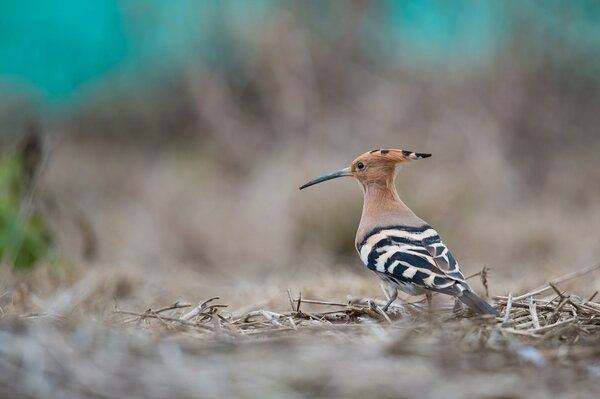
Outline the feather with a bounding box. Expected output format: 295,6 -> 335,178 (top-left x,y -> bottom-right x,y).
358,224 -> 496,315
458,290 -> 499,316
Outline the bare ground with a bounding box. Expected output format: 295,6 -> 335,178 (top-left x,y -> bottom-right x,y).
1,264 -> 599,399
1,135 -> 599,398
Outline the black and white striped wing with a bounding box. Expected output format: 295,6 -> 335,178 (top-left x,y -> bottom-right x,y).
424,242 -> 466,282
358,225 -> 466,293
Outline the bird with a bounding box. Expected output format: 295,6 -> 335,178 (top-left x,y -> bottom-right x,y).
299,149 -> 498,316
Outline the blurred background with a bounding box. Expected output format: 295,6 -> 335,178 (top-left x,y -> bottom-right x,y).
1,0 -> 600,308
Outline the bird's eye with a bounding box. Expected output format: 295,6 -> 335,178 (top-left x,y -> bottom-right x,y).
356,162 -> 365,170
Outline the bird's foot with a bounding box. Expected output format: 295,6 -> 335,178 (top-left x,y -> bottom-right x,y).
446,299 -> 466,319
368,300 -> 393,323
381,296 -> 397,313
452,298 -> 463,313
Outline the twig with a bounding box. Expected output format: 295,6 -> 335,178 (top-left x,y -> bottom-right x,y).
549,283 -> 584,314
480,265 -> 490,298
495,301 -> 557,312
155,301 -> 192,314
114,309 -> 213,330
529,317 -> 578,334
229,301 -> 268,320
180,297 -> 222,321
369,300 -> 392,324
500,328 -> 542,338
528,297 -> 541,330
244,310 -> 284,327
549,297 -> 569,324
511,263 -> 600,301
290,297 -> 348,307
464,270 -> 482,280
502,293 -> 513,326
287,289 -> 296,312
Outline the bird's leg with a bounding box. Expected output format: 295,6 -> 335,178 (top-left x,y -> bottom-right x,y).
425,292 -> 433,313
452,298 -> 463,314
380,281 -> 398,312
382,289 -> 398,312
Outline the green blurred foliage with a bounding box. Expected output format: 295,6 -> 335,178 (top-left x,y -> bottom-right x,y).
0,151 -> 52,269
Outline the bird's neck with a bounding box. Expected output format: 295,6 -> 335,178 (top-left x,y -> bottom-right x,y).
356,178 -> 421,245
361,180 -> 413,218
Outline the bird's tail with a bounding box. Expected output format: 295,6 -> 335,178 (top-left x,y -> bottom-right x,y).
458,290 -> 498,316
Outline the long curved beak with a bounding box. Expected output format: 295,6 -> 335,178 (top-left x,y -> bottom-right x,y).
299,167 -> 352,190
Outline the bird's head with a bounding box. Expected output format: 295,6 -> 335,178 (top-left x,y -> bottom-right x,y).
299,149 -> 431,190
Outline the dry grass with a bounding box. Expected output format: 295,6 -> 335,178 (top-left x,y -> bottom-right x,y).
109,264 -> 600,346
1,264 -> 599,399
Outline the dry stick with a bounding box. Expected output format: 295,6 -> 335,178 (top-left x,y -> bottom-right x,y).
302,311 -> 336,324
502,293 -> 513,326
464,270 -> 483,280
293,309 -> 327,322
369,300 -> 392,324
584,301 -> 600,311
588,291 -> 598,302
548,283 -> 567,300
501,328 -> 542,338
312,310 -> 348,317
512,314 -> 535,324
579,303 -> 600,313
212,313 -> 223,337
155,301 -> 192,314
497,302 -> 557,312
546,294 -> 561,305
244,310 -> 284,326
286,289 -> 296,312
114,309 -> 213,330
229,301 -> 268,321
549,297 -> 570,324
180,297 -> 222,321
510,263 -> 600,301
507,298 -> 554,304
290,297 -> 348,307
549,283 -> 585,314
528,297 -> 541,330
480,265 -> 490,298
515,321 -> 536,330
149,311 -> 172,329
346,303 -> 384,321
529,317 -> 578,334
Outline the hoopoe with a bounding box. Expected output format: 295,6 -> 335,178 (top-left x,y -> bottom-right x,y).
300,149 -> 498,316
